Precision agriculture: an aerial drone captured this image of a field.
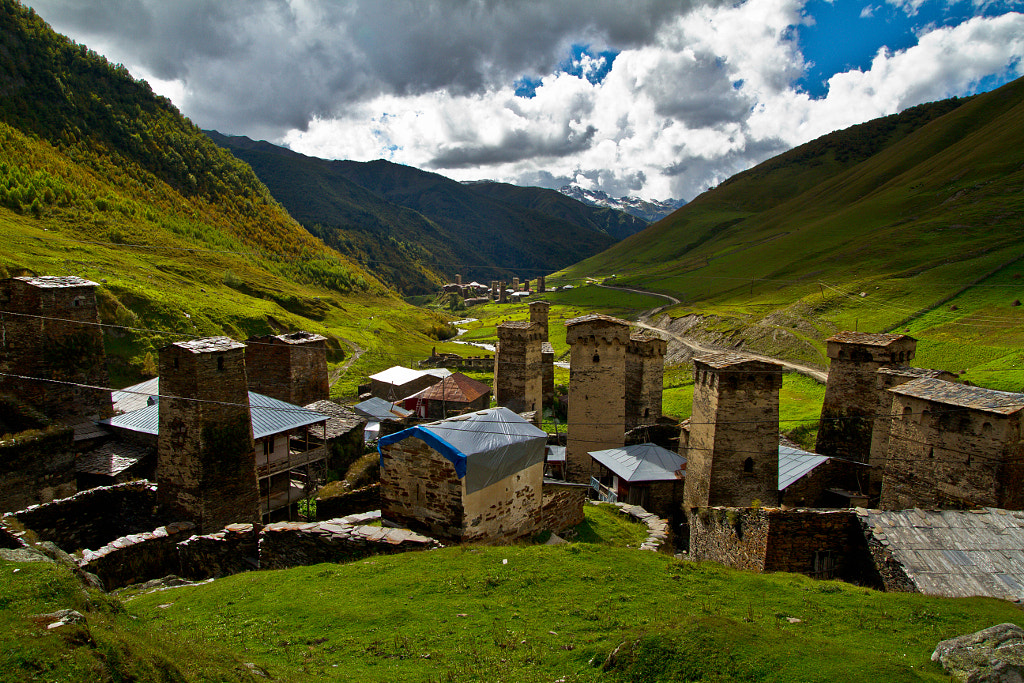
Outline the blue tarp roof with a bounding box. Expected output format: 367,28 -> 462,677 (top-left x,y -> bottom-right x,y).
378,407 -> 547,494
588,443 -> 686,483
102,389 -> 326,440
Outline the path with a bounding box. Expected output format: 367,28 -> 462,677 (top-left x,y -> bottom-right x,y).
329,338 -> 365,388
595,283 -> 827,384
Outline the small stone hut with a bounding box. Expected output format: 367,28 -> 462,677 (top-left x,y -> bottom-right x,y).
378,407 -> 549,542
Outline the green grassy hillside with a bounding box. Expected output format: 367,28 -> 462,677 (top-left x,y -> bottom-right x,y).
0,1 -> 472,390
4,504 -> 1020,682
557,79 -> 1024,390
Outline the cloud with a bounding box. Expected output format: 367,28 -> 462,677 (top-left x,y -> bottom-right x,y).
24,0 -> 1024,201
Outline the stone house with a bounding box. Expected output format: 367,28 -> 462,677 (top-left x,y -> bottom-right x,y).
401,372 -> 490,420
379,407 -> 564,542
879,377 -> 1024,510
368,366 -> 451,401
588,442 -> 686,518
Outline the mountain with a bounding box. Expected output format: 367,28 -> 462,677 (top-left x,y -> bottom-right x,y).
206,134 -> 625,291
0,0 -> 456,388
462,180 -> 647,240
559,79 -> 1024,390
558,185 -> 686,223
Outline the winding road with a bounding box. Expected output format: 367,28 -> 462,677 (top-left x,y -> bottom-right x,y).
595,282 -> 828,384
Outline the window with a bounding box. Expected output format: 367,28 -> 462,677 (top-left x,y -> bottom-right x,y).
217,356 -> 224,371
592,353 -> 600,364
743,457 -> 754,473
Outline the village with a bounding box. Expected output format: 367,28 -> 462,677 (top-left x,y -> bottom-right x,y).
1,272 -> 1023,605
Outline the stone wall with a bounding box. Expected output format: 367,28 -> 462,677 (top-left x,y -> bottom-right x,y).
779,458 -> 865,508
689,507 -> 875,583
0,276 -> 112,420
0,410 -> 75,513
880,393 -> 1023,510
258,520 -> 439,569
566,315 -> 631,483
80,521 -> 196,590
177,523 -> 258,580
380,436 -> 463,538
316,482 -> 381,521
461,462 -> 543,542
540,482 -> 587,532
9,481 -> 164,552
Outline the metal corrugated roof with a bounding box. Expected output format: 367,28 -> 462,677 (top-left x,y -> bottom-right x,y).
778,445 -> 830,490
111,377 -> 160,414
354,397 -> 413,421
101,391 -> 326,440
588,443 -> 686,483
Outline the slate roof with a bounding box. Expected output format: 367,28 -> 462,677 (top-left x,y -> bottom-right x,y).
565,313 -> 630,327
876,366 -> 954,379
102,390 -> 327,440
826,332 -> 911,346
694,351 -> 780,370
778,444 -> 830,490
172,337 -> 245,353
15,275 -> 97,288
541,342 -> 554,355
857,507 -> 1024,600
588,443 -> 686,483
304,400 -> 366,439
889,377 -> 1024,415
76,440 -> 152,477
353,397 -> 413,422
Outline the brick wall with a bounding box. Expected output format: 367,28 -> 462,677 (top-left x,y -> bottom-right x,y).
9,481 -> 164,552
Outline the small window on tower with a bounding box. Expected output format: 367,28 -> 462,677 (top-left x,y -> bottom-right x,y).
592,353 -> 600,364
217,356 -> 224,371
743,457 -> 754,473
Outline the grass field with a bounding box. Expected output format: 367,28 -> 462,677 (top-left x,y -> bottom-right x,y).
4,494 -> 1021,683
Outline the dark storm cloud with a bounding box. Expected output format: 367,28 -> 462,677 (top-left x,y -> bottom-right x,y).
27,0 -> 703,134
429,124 -> 598,168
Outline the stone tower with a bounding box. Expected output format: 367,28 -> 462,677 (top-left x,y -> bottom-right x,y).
245,331 -> 328,406
530,301 -> 554,409
683,352 -> 782,509
0,276 -> 111,420
626,333 -> 667,429
157,337 -> 258,533
815,332 -> 916,463
565,314 -> 631,483
538,276 -> 546,293
494,321 -> 543,416
529,300 -> 550,341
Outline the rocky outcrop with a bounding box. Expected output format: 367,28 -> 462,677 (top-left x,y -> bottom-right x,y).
932,623 -> 1024,683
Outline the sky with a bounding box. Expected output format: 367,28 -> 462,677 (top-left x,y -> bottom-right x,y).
25,0 -> 1024,202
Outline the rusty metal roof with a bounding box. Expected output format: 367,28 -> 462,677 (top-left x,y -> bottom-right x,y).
826,332 -> 913,346
858,507 -> 1024,600
889,377 -> 1024,415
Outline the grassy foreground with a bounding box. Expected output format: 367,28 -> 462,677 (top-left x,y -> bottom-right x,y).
3,506 -> 1016,682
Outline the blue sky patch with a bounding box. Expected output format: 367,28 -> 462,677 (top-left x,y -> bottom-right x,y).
514,43 -> 619,98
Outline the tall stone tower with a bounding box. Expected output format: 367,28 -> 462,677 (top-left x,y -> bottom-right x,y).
494,321 -> 544,416
683,352 -> 782,510
815,332 -> 916,463
0,276 -> 111,420
565,314 -> 630,483
245,331 -> 328,406
626,333 -> 667,429
530,301 -> 555,409
157,337 -> 258,533
529,300 -> 550,340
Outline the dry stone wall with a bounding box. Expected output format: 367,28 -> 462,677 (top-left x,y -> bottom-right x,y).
259,518 -> 439,569
540,482 -> 587,532
8,481 -> 164,552
177,523 -> 259,580
316,482 -> 381,521
0,420 -> 74,513
80,521 -> 195,590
